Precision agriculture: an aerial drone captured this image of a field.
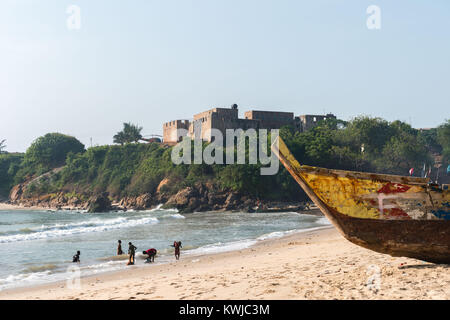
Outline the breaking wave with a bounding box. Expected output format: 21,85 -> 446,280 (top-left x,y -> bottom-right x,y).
0,216 -> 159,243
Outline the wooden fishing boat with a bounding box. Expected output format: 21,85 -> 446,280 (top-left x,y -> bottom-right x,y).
271,136 -> 450,264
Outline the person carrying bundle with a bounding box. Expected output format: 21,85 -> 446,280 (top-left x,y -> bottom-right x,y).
171,241 -> 182,260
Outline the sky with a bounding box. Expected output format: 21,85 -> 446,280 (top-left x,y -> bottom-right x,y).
0,0 -> 449,152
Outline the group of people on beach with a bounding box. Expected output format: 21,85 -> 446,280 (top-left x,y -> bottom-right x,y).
120,240 -> 182,264
72,240 -> 182,265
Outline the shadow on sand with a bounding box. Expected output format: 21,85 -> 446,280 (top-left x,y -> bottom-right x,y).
398,263 -> 449,270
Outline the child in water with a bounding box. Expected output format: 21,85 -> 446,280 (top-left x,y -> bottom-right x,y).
72,250 -> 80,263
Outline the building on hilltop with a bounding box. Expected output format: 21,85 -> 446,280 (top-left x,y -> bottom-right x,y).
189,106 -> 259,142
162,120 -> 190,145
244,110 -> 295,129
295,114 -> 336,132
162,104 -> 336,144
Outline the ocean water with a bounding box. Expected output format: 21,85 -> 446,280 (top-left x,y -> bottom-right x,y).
0,206 -> 330,290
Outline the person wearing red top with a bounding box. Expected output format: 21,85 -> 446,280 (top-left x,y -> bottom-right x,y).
143,248 -> 157,263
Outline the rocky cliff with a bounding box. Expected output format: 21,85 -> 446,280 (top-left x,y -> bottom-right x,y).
7,179 -> 309,214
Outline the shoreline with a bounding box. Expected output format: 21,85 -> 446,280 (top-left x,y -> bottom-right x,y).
1,226 -> 448,300
0,201 -> 323,216
0,202 -> 49,211
0,224 -> 332,293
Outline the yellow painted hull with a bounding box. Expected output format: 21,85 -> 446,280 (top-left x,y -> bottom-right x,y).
272,136 -> 450,263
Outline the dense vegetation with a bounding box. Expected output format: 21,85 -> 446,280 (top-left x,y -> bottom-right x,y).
0,153 -> 23,197
437,120 -> 450,164
12,133 -> 85,185
0,117 -> 448,201
281,117 -> 439,175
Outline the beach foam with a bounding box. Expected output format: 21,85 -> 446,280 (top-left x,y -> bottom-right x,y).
0,216 -> 159,243
185,239 -> 258,255
162,213 -> 185,219
0,260 -> 127,290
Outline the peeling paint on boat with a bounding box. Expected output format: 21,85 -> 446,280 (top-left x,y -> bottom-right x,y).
272,136 -> 450,263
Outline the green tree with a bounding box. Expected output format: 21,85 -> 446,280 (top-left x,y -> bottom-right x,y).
418,128 -> 441,154
22,133 -> 85,174
378,131 -> 430,174
113,123 -> 143,145
437,119 -> 450,163
344,116 -> 393,154
0,153 -> 23,196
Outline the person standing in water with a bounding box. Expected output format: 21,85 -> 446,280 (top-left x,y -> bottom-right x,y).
128,242 -> 137,265
72,250 -> 81,263
173,241 -> 182,260
117,240 -> 123,255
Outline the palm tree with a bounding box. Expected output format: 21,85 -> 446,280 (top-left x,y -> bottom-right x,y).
113,123 -> 143,145
0,139 -> 6,153
113,131 -> 127,145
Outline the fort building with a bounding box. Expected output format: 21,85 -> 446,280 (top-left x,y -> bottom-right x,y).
244,110 -> 295,129
189,106 -> 259,142
163,119 -> 190,145
296,114 -> 336,132
163,105 -> 335,144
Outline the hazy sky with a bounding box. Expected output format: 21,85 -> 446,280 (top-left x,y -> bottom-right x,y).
1,0 -> 449,152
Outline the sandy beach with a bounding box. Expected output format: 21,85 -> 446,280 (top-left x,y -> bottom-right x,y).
0,203 -> 47,211
0,227 -> 448,300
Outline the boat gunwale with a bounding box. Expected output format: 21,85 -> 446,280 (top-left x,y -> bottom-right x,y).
298,165 -> 430,186
271,136 -> 430,186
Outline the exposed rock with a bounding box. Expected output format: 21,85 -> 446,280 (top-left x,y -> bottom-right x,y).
87,193 -> 112,213
9,184 -> 24,202
166,187 -> 197,208
208,193 -> 227,206
224,192 -> 239,210
135,193 -> 152,210
5,179 -> 312,214
156,178 -> 170,193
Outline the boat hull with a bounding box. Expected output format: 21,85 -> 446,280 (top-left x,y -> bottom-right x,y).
272,136 -> 450,264
328,206 -> 450,263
